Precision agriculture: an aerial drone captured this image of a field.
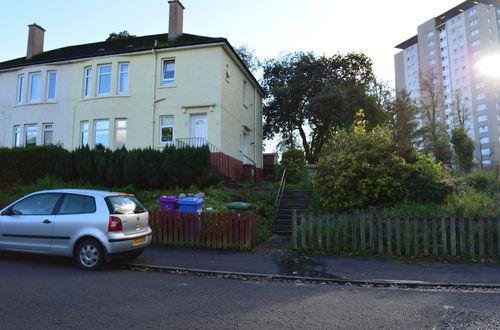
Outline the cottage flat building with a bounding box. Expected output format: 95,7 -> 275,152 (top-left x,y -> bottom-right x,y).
0,1 -> 264,181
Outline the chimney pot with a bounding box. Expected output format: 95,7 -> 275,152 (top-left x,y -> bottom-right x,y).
168,0 -> 185,41
27,23 -> 45,59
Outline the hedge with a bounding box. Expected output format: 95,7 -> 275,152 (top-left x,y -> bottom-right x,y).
0,145 -> 211,189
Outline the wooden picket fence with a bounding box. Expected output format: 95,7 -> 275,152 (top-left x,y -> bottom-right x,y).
291,211 -> 500,258
149,209 -> 257,250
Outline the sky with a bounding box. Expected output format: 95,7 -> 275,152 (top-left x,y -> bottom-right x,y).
1,0 -> 463,87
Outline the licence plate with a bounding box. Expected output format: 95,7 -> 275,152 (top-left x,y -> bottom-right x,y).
132,236 -> 147,246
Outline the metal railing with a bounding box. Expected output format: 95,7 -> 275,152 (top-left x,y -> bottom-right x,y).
274,168 -> 287,211
242,153 -> 256,167
175,138 -> 230,179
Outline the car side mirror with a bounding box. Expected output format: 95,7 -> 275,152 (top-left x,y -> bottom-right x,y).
1,208 -> 13,216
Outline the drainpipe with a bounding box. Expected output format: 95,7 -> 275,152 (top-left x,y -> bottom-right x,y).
151,45 -> 158,147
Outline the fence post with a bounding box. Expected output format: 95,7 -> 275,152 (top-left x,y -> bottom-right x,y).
343,214 -> 348,250
497,216 -> 500,256
351,214 -> 356,250
386,218 -> 392,256
334,214 -> 340,252
292,209 -> 298,250
487,217 -> 494,257
423,218 -> 429,256
309,213 -> 314,248
317,214 -> 323,250
469,217 -> 475,257
459,217 -> 465,256
450,217 -> 456,257
378,217 -> 383,254
432,218 -> 438,256
396,218 -> 401,256
360,213 -> 366,250
405,217 -> 410,257
369,212 -> 375,252
326,213 -> 331,251
478,218 -> 484,257
301,214 -> 306,248
441,217 -> 447,255
413,219 -> 419,257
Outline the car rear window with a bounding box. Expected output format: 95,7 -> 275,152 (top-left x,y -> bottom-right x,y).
105,195 -> 147,214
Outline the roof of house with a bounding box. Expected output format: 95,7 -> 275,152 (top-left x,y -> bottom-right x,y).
0,32 -> 264,93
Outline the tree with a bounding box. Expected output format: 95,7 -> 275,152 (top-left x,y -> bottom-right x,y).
451,88 -> 469,130
451,127 -> 475,173
106,31 -> 136,41
262,51 -> 385,164
234,45 -> 261,74
416,72 -> 452,164
387,89 -> 419,154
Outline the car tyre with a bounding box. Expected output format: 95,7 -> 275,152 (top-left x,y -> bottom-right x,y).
75,238 -> 105,270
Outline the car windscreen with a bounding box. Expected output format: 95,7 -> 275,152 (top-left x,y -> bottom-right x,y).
105,195 -> 147,215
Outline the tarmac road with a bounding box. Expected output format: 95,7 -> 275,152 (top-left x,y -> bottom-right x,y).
1,253 -> 500,329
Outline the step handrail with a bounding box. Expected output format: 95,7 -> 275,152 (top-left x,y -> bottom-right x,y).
274,167 -> 287,211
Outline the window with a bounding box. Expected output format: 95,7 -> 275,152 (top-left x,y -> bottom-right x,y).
13,126 -> 21,147
10,193 -> 62,215
471,29 -> 480,37
59,194 -> 96,214
476,93 -> 486,100
225,64 -> 231,82
427,40 -> 435,47
162,59 -> 175,86
94,119 -> 109,148
243,80 -> 248,105
473,50 -> 481,57
470,19 -> 478,27
475,82 -> 485,89
17,75 -> 25,104
29,73 -> 41,102
429,59 -> 436,65
84,67 -> 92,98
97,65 -> 112,95
471,39 -> 481,47
115,119 -> 127,149
427,31 -> 435,38
482,159 -> 492,165
25,124 -> 37,146
477,104 -> 487,111
469,8 -> 477,17
160,116 -> 174,144
477,114 -> 488,122
481,148 -> 490,156
43,123 -> 53,145
81,121 -> 89,147
479,125 -> 488,133
118,63 -> 129,94
47,71 -> 57,100
479,136 -> 490,144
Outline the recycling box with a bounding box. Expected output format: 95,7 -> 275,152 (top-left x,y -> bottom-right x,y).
178,197 -> 204,213
227,202 -> 252,214
158,196 -> 180,212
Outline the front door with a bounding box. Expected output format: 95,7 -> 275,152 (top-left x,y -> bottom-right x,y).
241,132 -> 249,164
189,114 -> 207,147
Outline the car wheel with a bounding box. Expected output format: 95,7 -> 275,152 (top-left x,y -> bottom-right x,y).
75,239 -> 105,270
124,248 -> 144,260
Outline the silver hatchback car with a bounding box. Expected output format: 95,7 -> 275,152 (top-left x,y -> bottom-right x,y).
0,189 -> 152,270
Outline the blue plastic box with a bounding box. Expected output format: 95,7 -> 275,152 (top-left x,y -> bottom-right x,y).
178,197 -> 204,213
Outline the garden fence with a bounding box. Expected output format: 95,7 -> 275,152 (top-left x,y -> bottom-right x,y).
149,209 -> 256,251
291,210 -> 500,258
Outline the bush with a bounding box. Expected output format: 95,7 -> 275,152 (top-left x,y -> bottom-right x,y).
277,148 -> 306,184
404,153 -> 455,203
464,169 -> 499,194
314,127 -> 410,211
445,191 -> 497,217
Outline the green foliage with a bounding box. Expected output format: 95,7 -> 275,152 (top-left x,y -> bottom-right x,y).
451,127 -> 475,173
0,145 -> 211,190
445,191 -> 497,217
106,30 -> 136,41
262,51 -> 385,163
234,44 -> 261,74
314,126 -> 409,211
278,148 -> 306,184
378,203 -> 448,218
387,89 -> 419,155
464,169 -> 499,194
404,153 -> 454,203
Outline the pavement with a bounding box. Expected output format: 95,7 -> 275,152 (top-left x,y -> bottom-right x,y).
118,236 -> 500,287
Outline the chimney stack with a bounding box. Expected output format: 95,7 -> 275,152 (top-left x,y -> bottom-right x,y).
27,23 -> 45,59
168,0 -> 184,41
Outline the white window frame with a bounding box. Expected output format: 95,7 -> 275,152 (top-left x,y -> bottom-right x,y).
480,148 -> 490,156
94,119 -> 110,148
97,64 -> 112,96
478,125 -> 488,133
13,125 -> 22,147
479,137 -> 490,144
80,121 -> 89,147
43,123 -> 54,146
17,75 -> 25,104
46,71 -> 57,101
243,80 -> 248,106
118,63 -> 129,95
29,72 -> 42,102
477,104 -> 487,111
477,114 -> 487,122
160,115 -> 174,144
84,67 -> 92,98
161,59 -> 176,86
25,124 -> 37,147
115,118 -> 127,150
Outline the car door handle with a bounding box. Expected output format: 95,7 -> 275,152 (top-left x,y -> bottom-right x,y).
42,219 -> 52,224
